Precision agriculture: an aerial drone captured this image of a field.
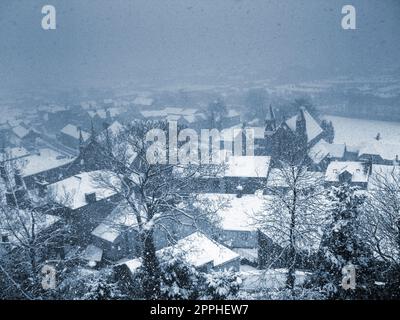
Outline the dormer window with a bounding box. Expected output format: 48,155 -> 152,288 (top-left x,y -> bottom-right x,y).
1,235 -> 9,243
85,192 -> 96,204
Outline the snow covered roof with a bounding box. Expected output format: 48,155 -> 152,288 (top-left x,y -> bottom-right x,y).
121,231 -> 239,273
224,156 -> 271,178
82,244 -> 103,263
359,141 -> 400,161
91,201 -> 138,243
0,147 -> 30,162
12,125 -> 30,139
18,148 -> 76,177
309,140 -> 345,164
60,124 -> 90,141
48,171 -> 119,210
325,161 -> 369,183
285,108 -> 323,142
195,193 -> 267,232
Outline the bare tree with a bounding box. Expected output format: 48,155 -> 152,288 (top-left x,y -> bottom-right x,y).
91,120 -> 224,299
0,157 -> 71,299
255,155 -> 327,290
363,166 -> 400,283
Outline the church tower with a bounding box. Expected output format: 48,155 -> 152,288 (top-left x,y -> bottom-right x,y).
265,105 -> 276,135
295,107 -> 308,153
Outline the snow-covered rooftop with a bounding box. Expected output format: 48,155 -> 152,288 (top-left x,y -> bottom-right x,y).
12,125 -> 30,139
17,148 -> 76,177
91,201 -> 138,243
309,140 -> 346,164
48,170 -> 119,210
82,244 -> 103,263
359,141 -> 400,161
0,147 -> 30,162
60,124 -> 90,141
224,156 -> 271,178
195,193 -> 268,232
121,231 -> 239,273
325,161 -> 369,183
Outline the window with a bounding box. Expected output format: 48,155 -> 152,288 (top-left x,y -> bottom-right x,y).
1,235 -> 9,243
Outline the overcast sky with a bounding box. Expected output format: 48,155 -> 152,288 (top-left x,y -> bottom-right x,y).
0,0 -> 399,92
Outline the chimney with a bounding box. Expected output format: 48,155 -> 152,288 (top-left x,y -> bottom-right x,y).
0,162 -> 7,182
85,192 -> 96,204
14,169 -> 24,188
36,180 -> 48,198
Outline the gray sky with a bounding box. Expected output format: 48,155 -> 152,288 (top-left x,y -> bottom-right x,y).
0,0 -> 399,92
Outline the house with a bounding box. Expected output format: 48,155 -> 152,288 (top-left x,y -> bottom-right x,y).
18,149 -> 76,190
90,201 -> 140,261
325,161 -> 370,189
58,124 -> 90,149
193,193 -> 293,268
309,140 -> 346,171
358,141 -> 400,165
46,170 -> 121,241
9,125 -> 40,147
220,155 -> 271,194
117,231 -> 240,277
0,147 -> 76,191
90,196 -> 197,262
190,155 -> 271,194
0,146 -> 30,162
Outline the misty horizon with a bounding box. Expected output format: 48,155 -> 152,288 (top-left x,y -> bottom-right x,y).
0,0 -> 399,94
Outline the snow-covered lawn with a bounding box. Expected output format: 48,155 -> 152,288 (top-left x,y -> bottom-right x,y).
324,115 -> 400,146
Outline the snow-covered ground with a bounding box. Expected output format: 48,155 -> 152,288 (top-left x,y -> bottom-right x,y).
325,115 -> 400,146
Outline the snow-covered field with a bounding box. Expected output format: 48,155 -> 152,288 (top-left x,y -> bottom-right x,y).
324,115 -> 400,146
